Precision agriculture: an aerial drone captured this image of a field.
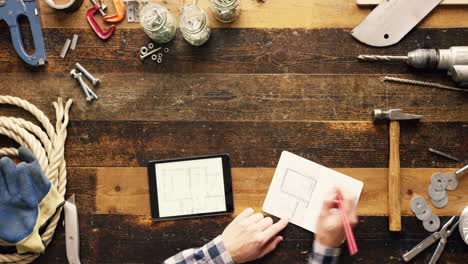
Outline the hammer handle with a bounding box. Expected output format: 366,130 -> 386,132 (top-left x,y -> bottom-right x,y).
389,121 -> 401,231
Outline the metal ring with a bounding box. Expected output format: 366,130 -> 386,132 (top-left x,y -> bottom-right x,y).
164,47 -> 170,53
151,54 -> 158,61
157,57 -> 162,64
148,43 -> 154,49
140,46 -> 148,55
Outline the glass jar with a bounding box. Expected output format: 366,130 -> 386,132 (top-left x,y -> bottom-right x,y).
179,5 -> 211,46
140,3 -> 176,44
210,0 -> 241,23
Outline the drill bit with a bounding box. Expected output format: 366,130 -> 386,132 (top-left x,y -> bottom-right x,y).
383,76 -> 468,92
429,148 -> 460,162
358,55 -> 408,62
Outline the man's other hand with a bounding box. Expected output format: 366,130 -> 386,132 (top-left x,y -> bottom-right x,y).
221,208 -> 289,263
315,188 -> 358,248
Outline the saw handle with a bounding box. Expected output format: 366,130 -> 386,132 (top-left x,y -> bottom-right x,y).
389,120 -> 401,231
5,1 -> 47,66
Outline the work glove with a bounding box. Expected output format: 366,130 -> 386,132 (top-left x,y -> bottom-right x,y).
0,147 -> 63,253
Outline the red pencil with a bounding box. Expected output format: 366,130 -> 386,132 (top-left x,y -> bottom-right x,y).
336,192 -> 359,255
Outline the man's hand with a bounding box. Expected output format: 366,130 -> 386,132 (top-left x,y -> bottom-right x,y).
315,188 -> 358,248
221,208 -> 289,263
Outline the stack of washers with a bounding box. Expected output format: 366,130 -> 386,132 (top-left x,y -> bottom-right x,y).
429,165 -> 468,208
410,196 -> 440,232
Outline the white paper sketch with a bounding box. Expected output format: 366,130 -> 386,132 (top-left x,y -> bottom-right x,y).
262,151 -> 364,233
155,158 -> 226,217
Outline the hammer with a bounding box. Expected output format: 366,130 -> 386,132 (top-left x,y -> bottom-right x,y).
373,109 -> 422,231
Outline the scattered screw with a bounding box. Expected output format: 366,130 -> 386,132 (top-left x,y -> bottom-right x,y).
70,69 -> 94,102
76,63 -> 100,86
140,47 -> 161,60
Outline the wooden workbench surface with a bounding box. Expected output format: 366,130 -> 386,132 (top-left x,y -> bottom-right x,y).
0,0 -> 467,263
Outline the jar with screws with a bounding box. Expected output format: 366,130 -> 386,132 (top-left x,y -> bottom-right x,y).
179,5 -> 211,46
210,0 -> 240,23
140,3 -> 176,44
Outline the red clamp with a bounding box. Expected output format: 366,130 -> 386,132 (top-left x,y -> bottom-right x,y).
86,4 -> 116,40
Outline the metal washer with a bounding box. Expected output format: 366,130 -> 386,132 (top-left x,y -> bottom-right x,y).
410,196 -> 428,215
432,195 -> 449,209
416,206 -> 432,221
431,173 -> 448,191
428,185 -> 446,201
423,214 -> 440,232
443,172 -> 459,191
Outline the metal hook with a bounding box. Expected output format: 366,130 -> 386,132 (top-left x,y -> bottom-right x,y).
86,3 -> 116,40
103,0 -> 126,22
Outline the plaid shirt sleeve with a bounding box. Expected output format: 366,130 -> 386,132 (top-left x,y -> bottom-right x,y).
163,235 -> 234,264
307,240 -> 341,264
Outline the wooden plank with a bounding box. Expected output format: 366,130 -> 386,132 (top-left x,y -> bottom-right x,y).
25,167 -> 466,263
36,0 -> 468,29
34,215 -> 468,263
60,120 -> 466,168
2,27 -> 468,74
358,0 -> 468,5
95,167 -> 467,216
1,73 -> 466,122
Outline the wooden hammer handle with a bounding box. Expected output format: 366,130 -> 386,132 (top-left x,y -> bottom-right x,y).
389,121 -> 401,231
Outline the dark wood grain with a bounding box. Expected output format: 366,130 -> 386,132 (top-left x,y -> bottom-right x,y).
2,27 -> 468,74
33,214 -> 468,264
0,121 -> 452,168
0,73 -> 466,122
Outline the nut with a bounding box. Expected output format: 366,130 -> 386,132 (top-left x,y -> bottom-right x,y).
148,43 -> 154,49
151,54 -> 158,61
164,47 -> 170,53
140,46 -> 148,55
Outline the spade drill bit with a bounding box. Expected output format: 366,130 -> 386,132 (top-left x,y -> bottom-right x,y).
358,46 -> 468,70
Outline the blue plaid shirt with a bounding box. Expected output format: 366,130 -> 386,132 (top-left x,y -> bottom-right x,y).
164,236 -> 340,264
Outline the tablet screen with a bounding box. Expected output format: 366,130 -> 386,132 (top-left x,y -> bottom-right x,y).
154,157 -> 227,218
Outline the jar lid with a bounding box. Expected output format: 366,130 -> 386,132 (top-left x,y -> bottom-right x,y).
140,3 -> 167,31
179,5 -> 207,34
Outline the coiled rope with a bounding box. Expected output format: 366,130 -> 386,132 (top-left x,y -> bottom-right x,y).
0,96 -> 73,264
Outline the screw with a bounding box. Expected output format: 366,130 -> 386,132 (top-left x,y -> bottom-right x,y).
75,63 -> 100,86
91,0 -> 106,16
71,69 -> 94,102
140,47 -> 161,60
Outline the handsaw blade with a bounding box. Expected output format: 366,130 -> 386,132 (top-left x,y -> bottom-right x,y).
351,0 -> 443,47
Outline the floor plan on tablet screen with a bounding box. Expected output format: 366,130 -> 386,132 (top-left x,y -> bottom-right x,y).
155,158 -> 226,218
262,151 -> 364,233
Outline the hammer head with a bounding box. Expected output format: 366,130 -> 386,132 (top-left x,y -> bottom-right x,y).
373,109 -> 422,121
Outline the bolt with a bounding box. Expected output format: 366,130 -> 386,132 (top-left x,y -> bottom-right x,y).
91,0 -> 106,16
71,69 -> 94,102
75,63 -> 100,86
140,47 -> 161,60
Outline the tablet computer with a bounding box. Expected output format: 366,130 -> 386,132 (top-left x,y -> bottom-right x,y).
147,154 -> 234,221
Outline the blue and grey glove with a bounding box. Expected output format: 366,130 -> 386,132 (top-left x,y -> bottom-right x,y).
0,147 -> 63,253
